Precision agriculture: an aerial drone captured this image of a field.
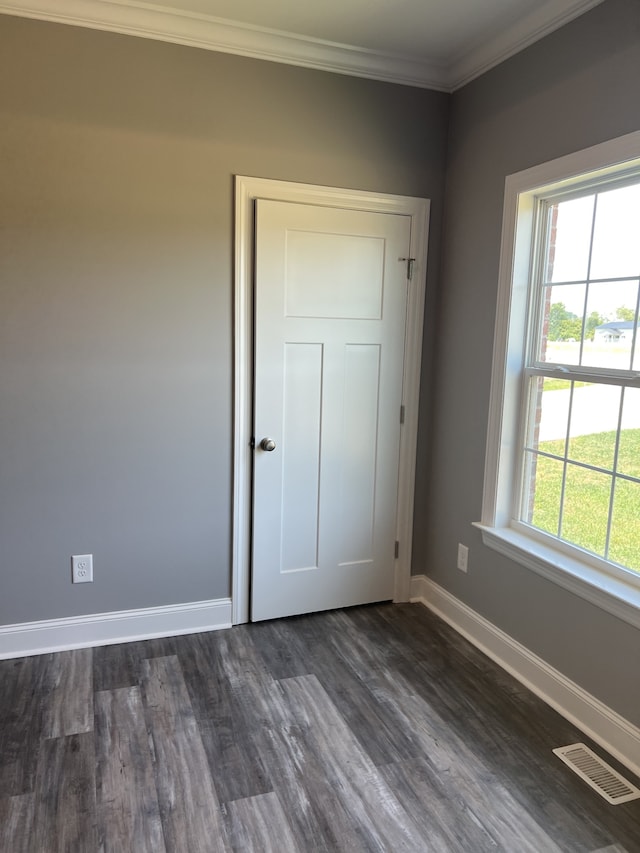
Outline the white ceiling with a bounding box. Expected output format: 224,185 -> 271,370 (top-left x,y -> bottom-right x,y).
0,0 -> 605,90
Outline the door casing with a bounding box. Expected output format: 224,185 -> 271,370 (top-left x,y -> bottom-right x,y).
233,176 -> 430,625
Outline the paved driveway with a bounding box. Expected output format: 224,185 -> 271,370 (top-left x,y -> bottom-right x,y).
538,384 -> 640,442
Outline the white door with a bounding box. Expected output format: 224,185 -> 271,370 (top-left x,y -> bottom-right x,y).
251,199 -> 411,621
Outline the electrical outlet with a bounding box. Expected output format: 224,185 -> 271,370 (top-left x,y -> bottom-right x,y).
72,554 -> 93,584
457,543 -> 469,573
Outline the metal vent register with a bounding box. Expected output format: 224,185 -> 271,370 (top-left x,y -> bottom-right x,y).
553,744 -> 640,805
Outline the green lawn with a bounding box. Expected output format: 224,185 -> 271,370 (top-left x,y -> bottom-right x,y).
529,430 -> 640,573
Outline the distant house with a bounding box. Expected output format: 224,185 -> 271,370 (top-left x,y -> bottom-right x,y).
593,320 -> 639,343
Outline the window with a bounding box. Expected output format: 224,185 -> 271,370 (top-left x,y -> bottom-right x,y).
478,132 -> 640,628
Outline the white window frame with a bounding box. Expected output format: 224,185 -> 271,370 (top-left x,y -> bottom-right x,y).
475,130 -> 640,631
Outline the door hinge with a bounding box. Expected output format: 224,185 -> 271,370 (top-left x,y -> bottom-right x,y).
398,257 -> 416,280
400,405 -> 405,424
394,541 -> 400,559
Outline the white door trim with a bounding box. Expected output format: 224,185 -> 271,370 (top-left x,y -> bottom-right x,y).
233,176 -> 430,624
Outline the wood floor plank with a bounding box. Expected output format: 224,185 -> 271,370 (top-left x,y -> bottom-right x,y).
274,674 -> 427,852
390,605 -> 640,852
31,732 -> 97,852
320,609 -> 567,852
250,617 -> 416,767
224,792 -> 300,853
41,648 -> 93,738
247,618 -> 315,680
0,793 -> 35,853
342,606 -> 640,852
380,758 -> 498,853
211,635 -> 369,851
141,655 -> 228,852
92,641 -> 143,693
0,656 -> 47,797
93,636 -> 180,693
177,630 -> 273,804
218,626 -> 412,851
254,692 -> 381,851
95,686 -> 166,853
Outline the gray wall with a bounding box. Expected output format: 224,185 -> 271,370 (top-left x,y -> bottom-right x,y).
0,15 -> 448,624
420,0 -> 640,725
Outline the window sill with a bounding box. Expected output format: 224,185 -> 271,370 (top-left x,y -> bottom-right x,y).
472,523 -> 640,630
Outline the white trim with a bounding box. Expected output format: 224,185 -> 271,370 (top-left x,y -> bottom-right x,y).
0,0 -> 604,92
449,0 -> 605,91
475,525 -> 640,630
233,177 -> 430,623
480,130 -> 640,622
0,597 -> 232,659
410,575 -> 640,779
0,0 -> 447,91
483,128 -> 640,529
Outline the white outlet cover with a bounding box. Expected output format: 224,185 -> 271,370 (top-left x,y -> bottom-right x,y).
72,554 -> 93,583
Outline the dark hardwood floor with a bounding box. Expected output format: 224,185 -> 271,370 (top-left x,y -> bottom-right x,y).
0,603 -> 638,851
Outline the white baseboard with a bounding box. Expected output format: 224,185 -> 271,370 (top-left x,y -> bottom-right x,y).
410,575 -> 640,779
0,597 -> 232,659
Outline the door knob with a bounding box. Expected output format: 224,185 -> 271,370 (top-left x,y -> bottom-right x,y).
260,437 -> 276,452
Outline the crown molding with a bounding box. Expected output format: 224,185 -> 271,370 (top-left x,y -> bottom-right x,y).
449,0 -> 606,90
0,0 -> 606,93
0,0 -> 449,90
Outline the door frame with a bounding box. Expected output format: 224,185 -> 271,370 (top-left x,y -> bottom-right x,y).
232,176 -> 430,624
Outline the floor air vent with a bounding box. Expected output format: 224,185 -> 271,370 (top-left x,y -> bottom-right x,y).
553,744 -> 640,805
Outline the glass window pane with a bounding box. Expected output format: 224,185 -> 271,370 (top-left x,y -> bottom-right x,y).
581,280 -> 638,370
522,451 -> 563,536
546,196 -> 594,284
608,478 -> 640,574
618,388 -> 640,478
567,383 -> 621,471
525,376 -> 570,452
560,463 -> 611,557
590,183 -> 640,280
524,173 -> 640,577
539,283 -> 585,364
